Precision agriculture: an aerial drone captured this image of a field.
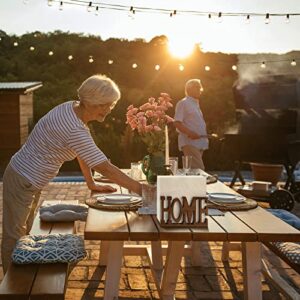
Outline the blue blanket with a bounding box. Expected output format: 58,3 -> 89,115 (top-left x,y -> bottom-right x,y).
267,209 -> 300,230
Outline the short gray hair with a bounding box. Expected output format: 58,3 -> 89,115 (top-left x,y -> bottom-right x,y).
185,79 -> 203,96
77,74 -> 121,105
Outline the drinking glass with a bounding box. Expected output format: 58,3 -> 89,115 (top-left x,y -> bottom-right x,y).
141,184 -> 157,214
182,155 -> 193,175
169,157 -> 178,175
130,162 -> 142,181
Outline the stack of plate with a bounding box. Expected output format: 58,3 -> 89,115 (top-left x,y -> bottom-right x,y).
208,192 -> 246,204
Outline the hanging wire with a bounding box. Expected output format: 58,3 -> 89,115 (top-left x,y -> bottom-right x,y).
46,0 -> 300,19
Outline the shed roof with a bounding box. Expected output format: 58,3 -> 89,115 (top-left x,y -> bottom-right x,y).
0,82 -> 42,94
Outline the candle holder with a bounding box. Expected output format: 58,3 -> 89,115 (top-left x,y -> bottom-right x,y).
164,164 -> 173,175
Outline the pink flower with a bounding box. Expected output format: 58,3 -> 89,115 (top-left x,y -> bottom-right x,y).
139,103 -> 152,111
153,125 -> 161,131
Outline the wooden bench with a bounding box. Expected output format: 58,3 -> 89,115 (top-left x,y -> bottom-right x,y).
0,200 -> 78,300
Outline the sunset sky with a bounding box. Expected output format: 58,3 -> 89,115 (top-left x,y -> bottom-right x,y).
1,0 -> 300,54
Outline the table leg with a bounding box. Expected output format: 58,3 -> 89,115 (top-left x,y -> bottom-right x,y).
103,241 -> 124,300
151,241 -> 163,271
161,241 -> 185,300
99,240 -> 110,266
242,242 -> 262,300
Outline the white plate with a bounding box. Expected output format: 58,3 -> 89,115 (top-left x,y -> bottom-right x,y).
208,193 -> 245,203
97,194 -> 132,205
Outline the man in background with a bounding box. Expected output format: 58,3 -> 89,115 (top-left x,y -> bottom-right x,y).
174,79 -> 208,170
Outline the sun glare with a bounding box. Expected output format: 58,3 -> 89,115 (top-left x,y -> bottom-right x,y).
168,38 -> 195,59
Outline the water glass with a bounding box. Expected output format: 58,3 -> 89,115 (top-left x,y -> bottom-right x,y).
130,162 -> 142,181
141,184 -> 157,214
169,156 -> 178,175
182,155 -> 193,175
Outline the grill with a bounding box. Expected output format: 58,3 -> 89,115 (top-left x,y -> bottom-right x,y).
224,75 -> 300,194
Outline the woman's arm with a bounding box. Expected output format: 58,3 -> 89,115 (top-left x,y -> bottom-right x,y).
93,160 -> 142,195
77,157 -> 117,193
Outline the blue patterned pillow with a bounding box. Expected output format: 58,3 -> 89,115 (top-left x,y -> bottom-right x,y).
12,234 -> 86,264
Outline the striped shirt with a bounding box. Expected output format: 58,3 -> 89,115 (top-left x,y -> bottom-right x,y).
10,101 -> 107,189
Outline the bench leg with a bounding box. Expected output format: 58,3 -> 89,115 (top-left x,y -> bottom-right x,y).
161,241 -> 185,300
104,241 -> 123,300
242,242 -> 262,300
99,241 -> 110,266
151,241 -> 163,271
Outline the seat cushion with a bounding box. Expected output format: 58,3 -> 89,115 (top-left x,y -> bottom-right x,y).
12,234 -> 86,264
271,241 -> 300,265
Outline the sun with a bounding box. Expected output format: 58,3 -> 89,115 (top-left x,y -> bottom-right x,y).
168,37 -> 195,59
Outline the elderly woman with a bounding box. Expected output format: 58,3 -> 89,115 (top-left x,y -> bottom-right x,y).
2,74 -> 142,273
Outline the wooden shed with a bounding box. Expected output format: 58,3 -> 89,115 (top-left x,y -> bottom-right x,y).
0,82 -> 42,169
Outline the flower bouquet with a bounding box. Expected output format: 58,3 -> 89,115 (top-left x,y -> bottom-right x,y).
126,93 -> 174,183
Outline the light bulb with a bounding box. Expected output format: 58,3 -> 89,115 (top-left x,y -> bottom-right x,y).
68,55 -> 73,60
108,59 -> 113,64
155,64 -> 160,71
285,14 -> 290,24
48,0 -> 53,6
179,64 -> 184,71
95,6 -> 99,16
245,15 -> 250,24
29,46 -> 35,51
265,13 -> 270,24
59,1 -> 63,11
208,13 -> 212,20
13,42 -> 18,47
87,2 -> 92,13
232,65 -> 237,71
132,63 -> 138,69
0,37 -> 2,41
89,56 -> 94,63
205,65 -> 210,71
261,62 -> 266,68
217,12 -> 223,23
291,59 -> 297,66
49,51 -> 54,56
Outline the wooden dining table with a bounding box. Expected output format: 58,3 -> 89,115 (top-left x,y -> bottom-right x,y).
84,174 -> 300,300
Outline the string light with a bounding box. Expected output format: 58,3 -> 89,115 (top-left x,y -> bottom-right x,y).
48,51 -> 54,56
132,63 -> 138,69
13,42 -> 18,47
285,14 -> 290,23
291,59 -> 297,66
261,61 -> 266,68
59,1 -> 63,11
217,12 -> 223,23
68,55 -> 73,60
265,13 -> 270,24
155,64 -> 160,71
89,56 -> 94,63
170,10 -> 176,18
205,65 -> 210,71
245,15 -> 250,24
232,65 -> 237,71
95,6 -> 99,15
29,46 -> 35,51
45,1 -> 300,24
108,59 -> 114,64
87,2 -> 92,13
179,64 -> 184,71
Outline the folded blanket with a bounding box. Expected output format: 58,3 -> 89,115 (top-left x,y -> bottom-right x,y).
12,234 -> 86,264
39,204 -> 88,222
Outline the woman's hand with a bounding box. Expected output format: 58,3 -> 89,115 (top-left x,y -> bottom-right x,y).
88,182 -> 117,193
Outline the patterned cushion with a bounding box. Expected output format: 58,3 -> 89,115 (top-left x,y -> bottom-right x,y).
12,234 -> 86,264
271,241 -> 300,265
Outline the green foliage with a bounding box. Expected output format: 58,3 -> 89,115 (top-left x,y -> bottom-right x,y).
0,31 -> 239,170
